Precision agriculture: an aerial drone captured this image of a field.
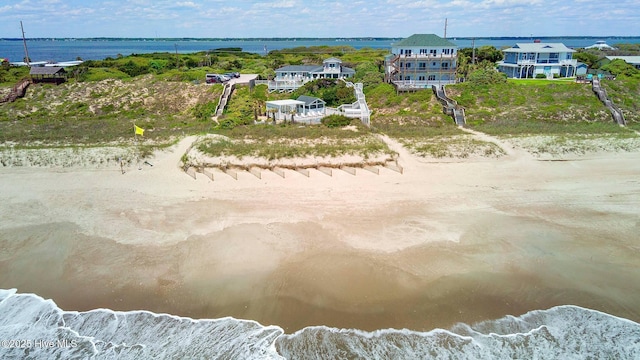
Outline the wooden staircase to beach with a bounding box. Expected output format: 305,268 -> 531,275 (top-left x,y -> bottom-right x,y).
214,82 -> 235,117
592,77 -> 626,126
433,85 -> 466,126
1,78 -> 32,104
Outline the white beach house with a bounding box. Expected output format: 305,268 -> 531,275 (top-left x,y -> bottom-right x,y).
267,57 -> 355,92
497,42 -> 578,79
385,34 -> 458,90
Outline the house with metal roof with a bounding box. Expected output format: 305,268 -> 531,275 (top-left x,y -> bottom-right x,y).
268,57 -> 355,92
385,34 -> 458,90
497,42 -> 578,79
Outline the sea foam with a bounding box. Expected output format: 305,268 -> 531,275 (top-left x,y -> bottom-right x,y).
1,288 -> 639,359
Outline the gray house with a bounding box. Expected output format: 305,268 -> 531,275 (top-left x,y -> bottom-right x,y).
385,34 -> 458,90
268,57 -> 355,92
497,42 -> 578,79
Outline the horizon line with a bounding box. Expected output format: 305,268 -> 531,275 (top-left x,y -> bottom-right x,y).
2,35 -> 640,41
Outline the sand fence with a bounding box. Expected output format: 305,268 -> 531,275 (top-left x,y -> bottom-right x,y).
177,135 -> 402,181
181,160 -> 403,181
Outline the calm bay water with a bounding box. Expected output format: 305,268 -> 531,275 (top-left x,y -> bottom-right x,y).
2,37 -> 640,63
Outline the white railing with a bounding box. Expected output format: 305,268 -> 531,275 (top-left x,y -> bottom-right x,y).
339,81 -> 370,127
397,53 -> 457,59
515,59 -> 578,66
560,59 -> 578,66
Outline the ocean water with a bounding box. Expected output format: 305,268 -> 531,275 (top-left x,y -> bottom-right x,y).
2,37 -> 640,63
1,289 -> 638,359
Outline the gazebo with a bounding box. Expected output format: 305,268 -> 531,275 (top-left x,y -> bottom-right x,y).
30,66 -> 67,84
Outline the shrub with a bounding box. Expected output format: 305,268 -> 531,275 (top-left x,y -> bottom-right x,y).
467,68 -> 507,85
536,73 -> 547,79
321,114 -> 353,128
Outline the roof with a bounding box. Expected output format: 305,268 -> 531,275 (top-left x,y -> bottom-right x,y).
586,41 -> 616,50
323,57 -> 342,63
276,64 -> 355,74
30,66 -> 66,75
606,56 -> 640,65
392,34 -> 457,48
296,95 -> 326,105
503,43 -> 575,53
276,65 -> 322,72
266,99 -> 305,106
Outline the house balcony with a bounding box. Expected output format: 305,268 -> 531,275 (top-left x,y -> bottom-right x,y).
396,53 -> 457,60
509,59 -> 578,66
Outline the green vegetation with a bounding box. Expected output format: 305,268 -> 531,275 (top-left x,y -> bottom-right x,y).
200,122 -> 391,161
0,75 -> 223,144
601,76 -> 640,130
321,114 -> 353,128
446,80 -> 633,135
2,43 -> 640,162
292,78 -> 356,107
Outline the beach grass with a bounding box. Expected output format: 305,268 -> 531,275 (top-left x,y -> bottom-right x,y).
0,75 -> 223,144
600,76 -> 640,130
446,80 -> 636,135
202,121 -> 393,161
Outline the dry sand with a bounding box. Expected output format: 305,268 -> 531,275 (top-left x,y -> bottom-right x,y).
1,135 -> 639,333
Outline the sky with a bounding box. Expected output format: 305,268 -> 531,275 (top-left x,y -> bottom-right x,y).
0,0 -> 638,38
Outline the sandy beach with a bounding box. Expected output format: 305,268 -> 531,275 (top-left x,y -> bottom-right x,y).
1,135 -> 639,333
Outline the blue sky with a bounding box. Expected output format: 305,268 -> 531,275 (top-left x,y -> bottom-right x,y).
1,0 -> 638,38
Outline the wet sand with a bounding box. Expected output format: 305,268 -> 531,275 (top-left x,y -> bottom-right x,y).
1,138 -> 639,332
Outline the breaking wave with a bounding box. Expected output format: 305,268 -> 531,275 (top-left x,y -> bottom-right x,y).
1,289 -> 639,359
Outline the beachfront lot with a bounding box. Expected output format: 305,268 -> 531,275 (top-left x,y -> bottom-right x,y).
0,136 -> 639,332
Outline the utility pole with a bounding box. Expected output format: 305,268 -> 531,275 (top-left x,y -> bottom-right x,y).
174,43 -> 180,68
21,21 -> 31,66
444,18 -> 448,39
472,37 -> 476,65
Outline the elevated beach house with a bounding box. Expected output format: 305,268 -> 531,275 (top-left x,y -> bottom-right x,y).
267,57 -> 355,92
497,42 -> 578,79
385,34 -> 458,90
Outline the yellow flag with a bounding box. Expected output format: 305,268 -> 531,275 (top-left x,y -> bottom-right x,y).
134,125 -> 144,136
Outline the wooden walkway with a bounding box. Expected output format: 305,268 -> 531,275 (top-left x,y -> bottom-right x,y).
433,85 -> 465,126
592,78 -> 626,126
1,78 -> 31,104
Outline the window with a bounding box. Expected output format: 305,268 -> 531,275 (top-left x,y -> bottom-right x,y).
419,62 -> 426,69
430,49 -> 437,56
442,62 -> 449,69
443,49 -> 451,55
405,75 -> 411,80
428,75 -> 436,81
406,62 -> 411,68
418,76 -> 425,81
405,50 -> 412,56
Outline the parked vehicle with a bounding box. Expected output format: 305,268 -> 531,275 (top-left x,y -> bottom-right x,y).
205,74 -> 228,84
225,72 -> 240,78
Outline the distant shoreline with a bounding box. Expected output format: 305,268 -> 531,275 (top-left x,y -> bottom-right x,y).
3,35 -> 640,41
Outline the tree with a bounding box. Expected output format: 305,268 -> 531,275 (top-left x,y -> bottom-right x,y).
573,50 -> 600,68
459,46 -> 503,64
601,59 -> 639,77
